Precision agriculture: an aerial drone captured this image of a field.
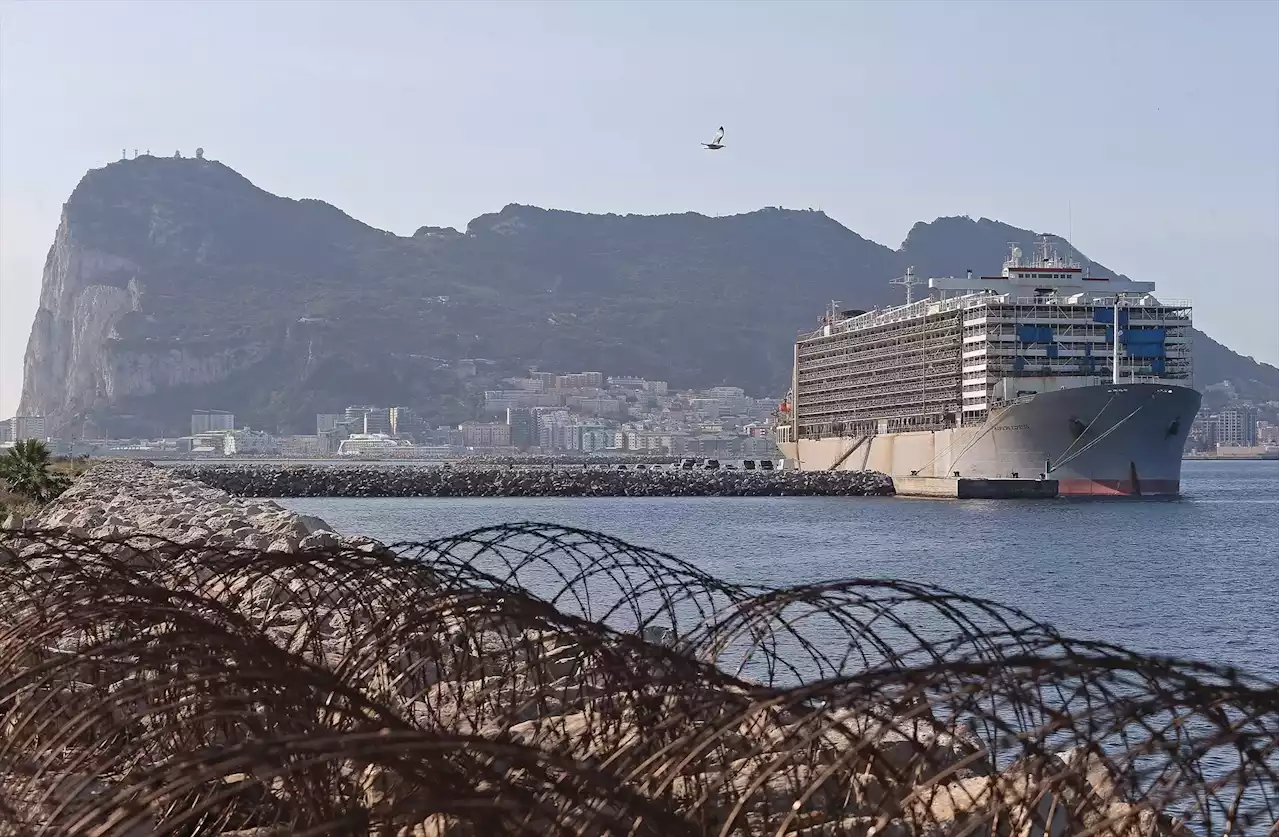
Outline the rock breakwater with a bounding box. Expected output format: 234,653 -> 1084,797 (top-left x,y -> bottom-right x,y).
451,453 -> 683,466
170,463 -> 894,497
19,460 -> 363,553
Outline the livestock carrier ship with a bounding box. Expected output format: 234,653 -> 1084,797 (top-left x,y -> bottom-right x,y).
774,240 -> 1201,495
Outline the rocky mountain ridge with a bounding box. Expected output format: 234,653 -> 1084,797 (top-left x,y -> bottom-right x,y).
19,156 -> 1277,437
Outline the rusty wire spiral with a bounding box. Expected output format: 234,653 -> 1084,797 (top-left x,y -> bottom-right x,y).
0,523 -> 1274,836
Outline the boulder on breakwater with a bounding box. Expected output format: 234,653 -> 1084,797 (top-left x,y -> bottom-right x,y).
170,463 -> 895,498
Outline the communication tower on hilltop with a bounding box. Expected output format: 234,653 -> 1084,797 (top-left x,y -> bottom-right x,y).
196,147 -> 205,160
891,266 -> 923,305
121,148 -> 126,160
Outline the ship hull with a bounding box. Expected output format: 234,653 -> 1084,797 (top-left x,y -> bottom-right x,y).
781,383 -> 1202,496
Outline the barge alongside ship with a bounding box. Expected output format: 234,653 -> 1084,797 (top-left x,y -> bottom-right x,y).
775,240 -> 1201,496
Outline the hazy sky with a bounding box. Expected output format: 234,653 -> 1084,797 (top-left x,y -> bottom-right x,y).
1,0 -> 1276,418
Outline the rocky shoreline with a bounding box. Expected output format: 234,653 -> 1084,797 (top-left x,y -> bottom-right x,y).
170,463 -> 895,498
11,460 -> 361,553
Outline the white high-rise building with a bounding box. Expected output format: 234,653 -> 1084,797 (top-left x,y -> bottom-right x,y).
1217,407 -> 1258,447
6,416 -> 48,441
192,410 -> 234,435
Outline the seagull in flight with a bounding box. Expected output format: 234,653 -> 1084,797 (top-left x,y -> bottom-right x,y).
702,126 -> 725,150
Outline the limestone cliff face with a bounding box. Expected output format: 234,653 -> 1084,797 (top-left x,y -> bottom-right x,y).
17,160 -> 289,436
19,210 -> 272,436
97,343 -> 272,402
19,212 -> 138,433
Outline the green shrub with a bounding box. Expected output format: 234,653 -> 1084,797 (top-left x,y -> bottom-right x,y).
0,440 -> 72,505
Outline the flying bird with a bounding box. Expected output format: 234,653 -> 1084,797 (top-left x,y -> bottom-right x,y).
702,126 -> 725,150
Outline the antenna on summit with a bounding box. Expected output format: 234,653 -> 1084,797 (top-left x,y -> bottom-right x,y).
891,266 -> 922,304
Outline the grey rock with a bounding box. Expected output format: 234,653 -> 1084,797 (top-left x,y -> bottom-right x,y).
340,534 -> 386,553
242,533 -> 270,550
209,529 -> 241,546
267,536 -> 298,553
299,531 -> 340,550
204,515 -> 231,531
71,512 -> 102,529
294,514 -> 332,536
45,509 -> 77,526
181,526 -> 212,543
2,513 -> 23,530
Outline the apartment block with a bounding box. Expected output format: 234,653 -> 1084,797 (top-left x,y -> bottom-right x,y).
1218,406 -> 1258,447
191,410 -> 234,435
459,421 -> 511,448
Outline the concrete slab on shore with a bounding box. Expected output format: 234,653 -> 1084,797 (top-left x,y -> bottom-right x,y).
893,475 -> 1059,499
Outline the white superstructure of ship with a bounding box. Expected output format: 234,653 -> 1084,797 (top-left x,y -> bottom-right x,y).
775,238 -> 1201,495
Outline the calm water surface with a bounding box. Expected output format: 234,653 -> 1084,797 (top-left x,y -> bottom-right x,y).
279,460 -> 1278,677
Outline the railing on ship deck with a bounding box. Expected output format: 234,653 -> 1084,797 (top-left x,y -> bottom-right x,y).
798,295 -> 1194,341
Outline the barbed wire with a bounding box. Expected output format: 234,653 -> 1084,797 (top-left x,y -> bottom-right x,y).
0,524 -> 1274,836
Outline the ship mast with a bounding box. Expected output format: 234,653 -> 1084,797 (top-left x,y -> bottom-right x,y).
1112,292 -> 1124,384
891,267 -> 922,304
